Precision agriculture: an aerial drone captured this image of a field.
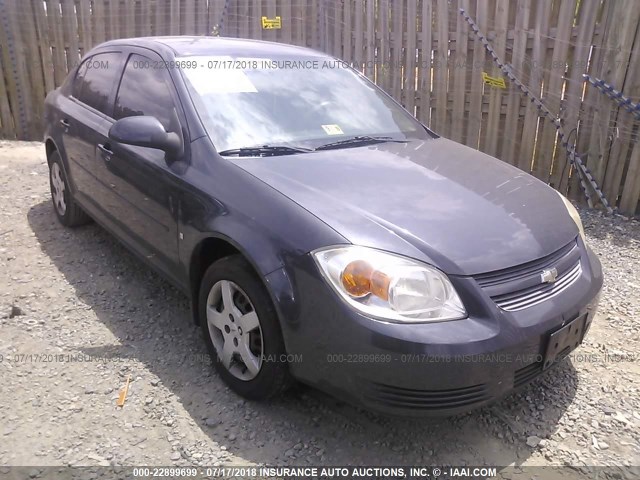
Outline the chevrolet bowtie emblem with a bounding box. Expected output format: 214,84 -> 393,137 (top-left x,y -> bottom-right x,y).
540,267 -> 558,284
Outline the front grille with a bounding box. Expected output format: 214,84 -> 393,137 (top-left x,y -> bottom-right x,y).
493,261 -> 582,311
365,382 -> 490,410
474,240 -> 582,312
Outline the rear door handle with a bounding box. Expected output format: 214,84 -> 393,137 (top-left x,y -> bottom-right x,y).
60,119 -> 70,128
98,143 -> 113,160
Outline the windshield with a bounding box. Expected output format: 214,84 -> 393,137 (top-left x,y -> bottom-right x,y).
180,55 -> 433,153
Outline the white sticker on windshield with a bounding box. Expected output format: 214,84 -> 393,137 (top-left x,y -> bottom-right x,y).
181,56 -> 258,94
322,124 -> 344,135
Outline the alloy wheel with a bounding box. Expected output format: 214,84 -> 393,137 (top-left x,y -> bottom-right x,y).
50,162 -> 67,216
206,279 -> 264,381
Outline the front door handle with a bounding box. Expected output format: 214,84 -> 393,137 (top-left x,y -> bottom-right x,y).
98,143 -> 113,160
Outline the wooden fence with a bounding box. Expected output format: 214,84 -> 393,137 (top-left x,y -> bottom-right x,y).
0,0 -> 639,215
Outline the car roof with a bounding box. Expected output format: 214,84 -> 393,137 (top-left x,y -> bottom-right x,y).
95,36 -> 329,59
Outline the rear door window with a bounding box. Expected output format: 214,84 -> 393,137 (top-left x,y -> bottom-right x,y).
74,52 -> 122,116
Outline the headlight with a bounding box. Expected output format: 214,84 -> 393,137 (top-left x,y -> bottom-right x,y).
312,246 -> 466,322
557,192 -> 585,240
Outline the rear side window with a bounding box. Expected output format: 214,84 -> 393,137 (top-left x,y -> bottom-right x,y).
72,62 -> 87,99
114,54 -> 177,131
74,52 -> 122,116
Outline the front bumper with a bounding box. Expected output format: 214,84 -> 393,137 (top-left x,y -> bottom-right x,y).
266,243 -> 603,416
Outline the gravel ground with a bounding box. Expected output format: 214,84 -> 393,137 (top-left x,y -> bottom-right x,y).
0,141 -> 639,475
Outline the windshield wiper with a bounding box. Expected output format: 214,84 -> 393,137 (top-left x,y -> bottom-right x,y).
218,145 -> 313,157
315,135 -> 408,151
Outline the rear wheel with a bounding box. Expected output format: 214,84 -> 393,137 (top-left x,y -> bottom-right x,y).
48,150 -> 91,227
199,255 -> 292,399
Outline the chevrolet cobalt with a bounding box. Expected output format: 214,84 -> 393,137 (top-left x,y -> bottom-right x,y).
44,37 -> 602,415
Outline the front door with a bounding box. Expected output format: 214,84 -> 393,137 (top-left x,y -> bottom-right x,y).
101,51 -> 187,283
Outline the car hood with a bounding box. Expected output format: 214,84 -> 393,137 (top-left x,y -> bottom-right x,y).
229,138 -> 578,275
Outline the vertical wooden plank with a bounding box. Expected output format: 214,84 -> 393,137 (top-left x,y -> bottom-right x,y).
194,0 -> 207,35
12,3 -> 38,140
104,0 -> 115,39
32,0 -> 55,93
169,0 -> 180,35
416,0 -> 432,126
0,0 -> 16,136
516,0 -> 551,173
234,0 -> 247,38
466,0 -> 487,149
389,0 -> 403,101
134,0 -> 141,36
142,0 -> 152,36
110,0 -> 121,39
264,0 -> 277,42
253,0 -> 263,40
354,0 -> 363,71
0,2 -> 17,137
403,0 -> 416,114
19,0 -> 46,137
181,0 -> 196,35
0,49 -> 15,137
325,0 -> 335,53
46,0 -> 67,85
282,0 -> 292,44
75,0 -> 92,55
294,0 -> 304,46
123,0 -> 135,38
483,0 -> 508,157
324,2 -> 340,56
551,0 -> 598,192
450,0 -> 469,143
532,0 -> 576,183
375,0 -> 391,92
500,0 -> 530,164
619,140 -> 640,215
431,0 -> 448,135
152,0 -> 167,36
578,0 -> 613,187
92,0 -> 107,44
206,0 -> 218,36
309,0 -> 318,48
343,0 -> 352,64
460,0 -> 476,145
61,0 -> 80,69
225,0 -> 235,38
0,0 -> 33,138
364,0 -> 374,79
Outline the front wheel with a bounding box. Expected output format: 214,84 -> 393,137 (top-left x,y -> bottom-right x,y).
199,255 -> 293,399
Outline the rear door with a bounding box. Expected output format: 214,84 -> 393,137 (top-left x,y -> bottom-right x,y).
99,50 -> 187,283
60,51 -> 124,216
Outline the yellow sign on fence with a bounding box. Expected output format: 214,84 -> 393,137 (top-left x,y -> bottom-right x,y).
482,72 -> 506,89
261,16 -> 282,29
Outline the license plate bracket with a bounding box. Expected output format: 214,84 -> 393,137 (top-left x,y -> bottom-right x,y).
543,313 -> 587,370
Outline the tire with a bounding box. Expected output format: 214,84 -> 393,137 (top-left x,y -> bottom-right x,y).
199,255 -> 293,400
48,150 -> 92,227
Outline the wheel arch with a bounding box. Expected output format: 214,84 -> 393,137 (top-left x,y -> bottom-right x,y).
188,234 -> 282,329
45,137 -> 58,162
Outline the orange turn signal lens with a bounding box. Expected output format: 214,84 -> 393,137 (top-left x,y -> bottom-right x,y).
341,260 -> 373,297
370,269 -> 391,301
341,260 -> 391,300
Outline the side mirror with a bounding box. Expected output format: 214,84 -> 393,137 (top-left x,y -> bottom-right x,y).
108,116 -> 184,161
